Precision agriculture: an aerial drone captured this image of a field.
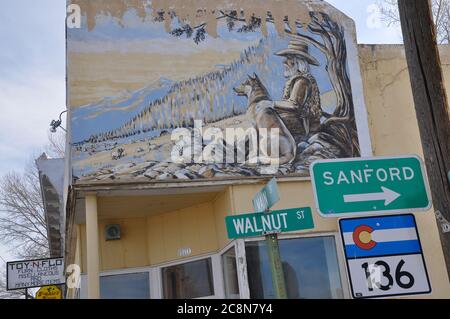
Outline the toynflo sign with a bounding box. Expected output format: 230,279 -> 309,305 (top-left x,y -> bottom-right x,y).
310,155 -> 432,217
7,257 -> 65,290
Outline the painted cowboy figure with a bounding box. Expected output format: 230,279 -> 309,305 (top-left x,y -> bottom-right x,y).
273,40 -> 323,141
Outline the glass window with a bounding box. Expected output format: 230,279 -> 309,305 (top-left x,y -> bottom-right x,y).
162,258 -> 214,299
100,272 -> 150,299
222,247 -> 240,299
245,236 -> 344,299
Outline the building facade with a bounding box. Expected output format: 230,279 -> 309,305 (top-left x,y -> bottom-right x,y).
51,0 -> 450,299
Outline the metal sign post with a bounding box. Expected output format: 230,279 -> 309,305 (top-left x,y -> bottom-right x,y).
265,228 -> 287,299
253,178 -> 287,299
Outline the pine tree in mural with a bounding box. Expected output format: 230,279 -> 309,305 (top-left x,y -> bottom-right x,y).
84,10 -> 360,161
84,40 -> 268,143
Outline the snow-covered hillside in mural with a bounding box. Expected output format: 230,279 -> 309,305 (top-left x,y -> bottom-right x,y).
68,7 -> 360,182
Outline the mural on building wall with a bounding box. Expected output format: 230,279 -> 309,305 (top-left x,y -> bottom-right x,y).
68,0 -> 368,183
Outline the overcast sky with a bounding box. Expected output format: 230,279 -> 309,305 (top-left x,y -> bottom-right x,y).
0,0 -> 402,261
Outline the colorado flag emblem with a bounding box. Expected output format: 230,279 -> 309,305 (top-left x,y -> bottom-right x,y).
340,214 -> 421,259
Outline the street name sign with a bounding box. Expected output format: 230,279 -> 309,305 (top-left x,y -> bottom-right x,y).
253,178 -> 280,213
339,214 -> 431,299
310,155 -> 432,217
6,257 -> 65,291
226,207 -> 314,239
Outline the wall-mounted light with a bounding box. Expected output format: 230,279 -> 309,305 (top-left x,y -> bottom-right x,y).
50,110 -> 68,133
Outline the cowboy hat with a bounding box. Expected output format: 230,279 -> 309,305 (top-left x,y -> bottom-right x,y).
275,40 -> 320,66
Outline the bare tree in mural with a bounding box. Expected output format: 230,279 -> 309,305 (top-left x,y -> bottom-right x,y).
168,10 -> 267,42
287,12 -> 360,159
167,10 -> 360,159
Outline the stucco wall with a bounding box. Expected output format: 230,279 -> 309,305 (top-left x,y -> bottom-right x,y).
359,44 -> 450,156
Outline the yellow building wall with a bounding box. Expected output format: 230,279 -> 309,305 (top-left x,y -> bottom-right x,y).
147,201 -> 218,265
213,188 -> 234,249
77,45 -> 450,297
80,201 -> 220,272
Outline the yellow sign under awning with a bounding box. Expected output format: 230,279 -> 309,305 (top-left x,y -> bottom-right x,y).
36,286 -> 62,299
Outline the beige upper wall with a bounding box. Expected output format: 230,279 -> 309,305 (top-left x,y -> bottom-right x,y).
359,44 -> 449,157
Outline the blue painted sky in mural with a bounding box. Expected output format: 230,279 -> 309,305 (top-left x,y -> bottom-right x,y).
69,14 -> 335,143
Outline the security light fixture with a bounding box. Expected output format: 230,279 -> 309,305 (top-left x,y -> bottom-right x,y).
50,110 -> 68,133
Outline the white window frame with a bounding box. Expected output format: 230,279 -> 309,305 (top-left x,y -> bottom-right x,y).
235,239 -> 251,299
79,252 -> 228,299
78,232 -> 350,300
218,241 -> 244,299
98,266 -> 153,299
243,232 -> 351,299
79,274 -> 87,299
156,253 -> 220,299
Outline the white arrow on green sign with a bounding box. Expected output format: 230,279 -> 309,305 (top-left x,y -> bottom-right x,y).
310,155 -> 432,217
226,207 -> 314,239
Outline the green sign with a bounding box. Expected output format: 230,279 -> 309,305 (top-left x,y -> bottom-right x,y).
310,155 -> 432,217
253,178 -> 280,213
226,207 -> 314,239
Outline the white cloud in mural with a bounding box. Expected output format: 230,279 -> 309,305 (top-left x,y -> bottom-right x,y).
68,37 -> 260,54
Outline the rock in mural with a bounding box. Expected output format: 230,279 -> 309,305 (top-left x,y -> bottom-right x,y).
67,0 -> 369,183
